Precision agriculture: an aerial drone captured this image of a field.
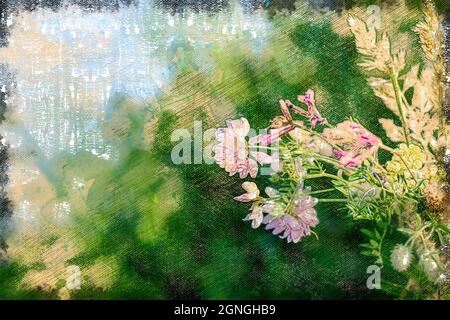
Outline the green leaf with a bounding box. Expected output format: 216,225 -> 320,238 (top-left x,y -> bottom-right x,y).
360,228 -> 375,238
435,223 -> 450,234
374,229 -> 381,240
398,228 -> 414,235
370,240 -> 379,248
361,250 -> 374,257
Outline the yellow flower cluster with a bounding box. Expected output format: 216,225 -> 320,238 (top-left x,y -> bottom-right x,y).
386,144 -> 425,173
385,144 -> 445,196
386,144 -> 438,192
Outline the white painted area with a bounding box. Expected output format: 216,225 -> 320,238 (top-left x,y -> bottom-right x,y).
0,0 -> 271,159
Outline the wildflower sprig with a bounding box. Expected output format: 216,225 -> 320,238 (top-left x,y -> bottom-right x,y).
211,0 -> 448,297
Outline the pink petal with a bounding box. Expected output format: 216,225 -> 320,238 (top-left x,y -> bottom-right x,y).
248,134 -> 270,146
250,151 -> 273,165
290,230 -> 303,243
264,187 -> 279,198
251,215 -> 264,229
333,150 -> 345,159
249,126 -> 294,146
241,181 -> 259,194
234,182 -> 259,202
239,169 -> 248,179
248,159 -> 258,178
226,118 -> 250,138
233,193 -> 254,202
279,99 -> 293,122
297,89 -> 315,106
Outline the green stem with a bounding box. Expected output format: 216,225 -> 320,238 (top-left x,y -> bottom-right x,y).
378,212 -> 391,268
318,198 -> 347,203
390,71 -> 410,146
306,172 -> 348,185
291,150 -> 342,168
304,188 -> 336,195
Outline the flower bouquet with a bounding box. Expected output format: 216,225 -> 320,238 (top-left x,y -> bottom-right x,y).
213,2 -> 449,298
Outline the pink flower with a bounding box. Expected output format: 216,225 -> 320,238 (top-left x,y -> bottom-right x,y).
278,99 -> 293,123
234,183 -> 273,229
213,118 -> 273,178
234,182 -> 260,202
263,182 -> 319,243
323,121 -> 381,167
243,206 -> 264,229
248,125 -> 294,146
234,182 -> 264,228
283,89 -> 326,128
261,187 -> 284,216
263,214 -> 318,244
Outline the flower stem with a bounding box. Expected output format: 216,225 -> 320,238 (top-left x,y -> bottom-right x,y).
304,188 -> 336,195
306,172 -> 348,185
390,71 -> 410,146
291,150 -> 341,167
378,212 -> 391,267
318,198 -> 347,203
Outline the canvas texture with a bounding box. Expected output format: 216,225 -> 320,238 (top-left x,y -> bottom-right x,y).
0,0 -> 449,300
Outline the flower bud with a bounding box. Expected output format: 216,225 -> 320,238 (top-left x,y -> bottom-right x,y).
390,244 -> 412,272
420,254 -> 441,282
